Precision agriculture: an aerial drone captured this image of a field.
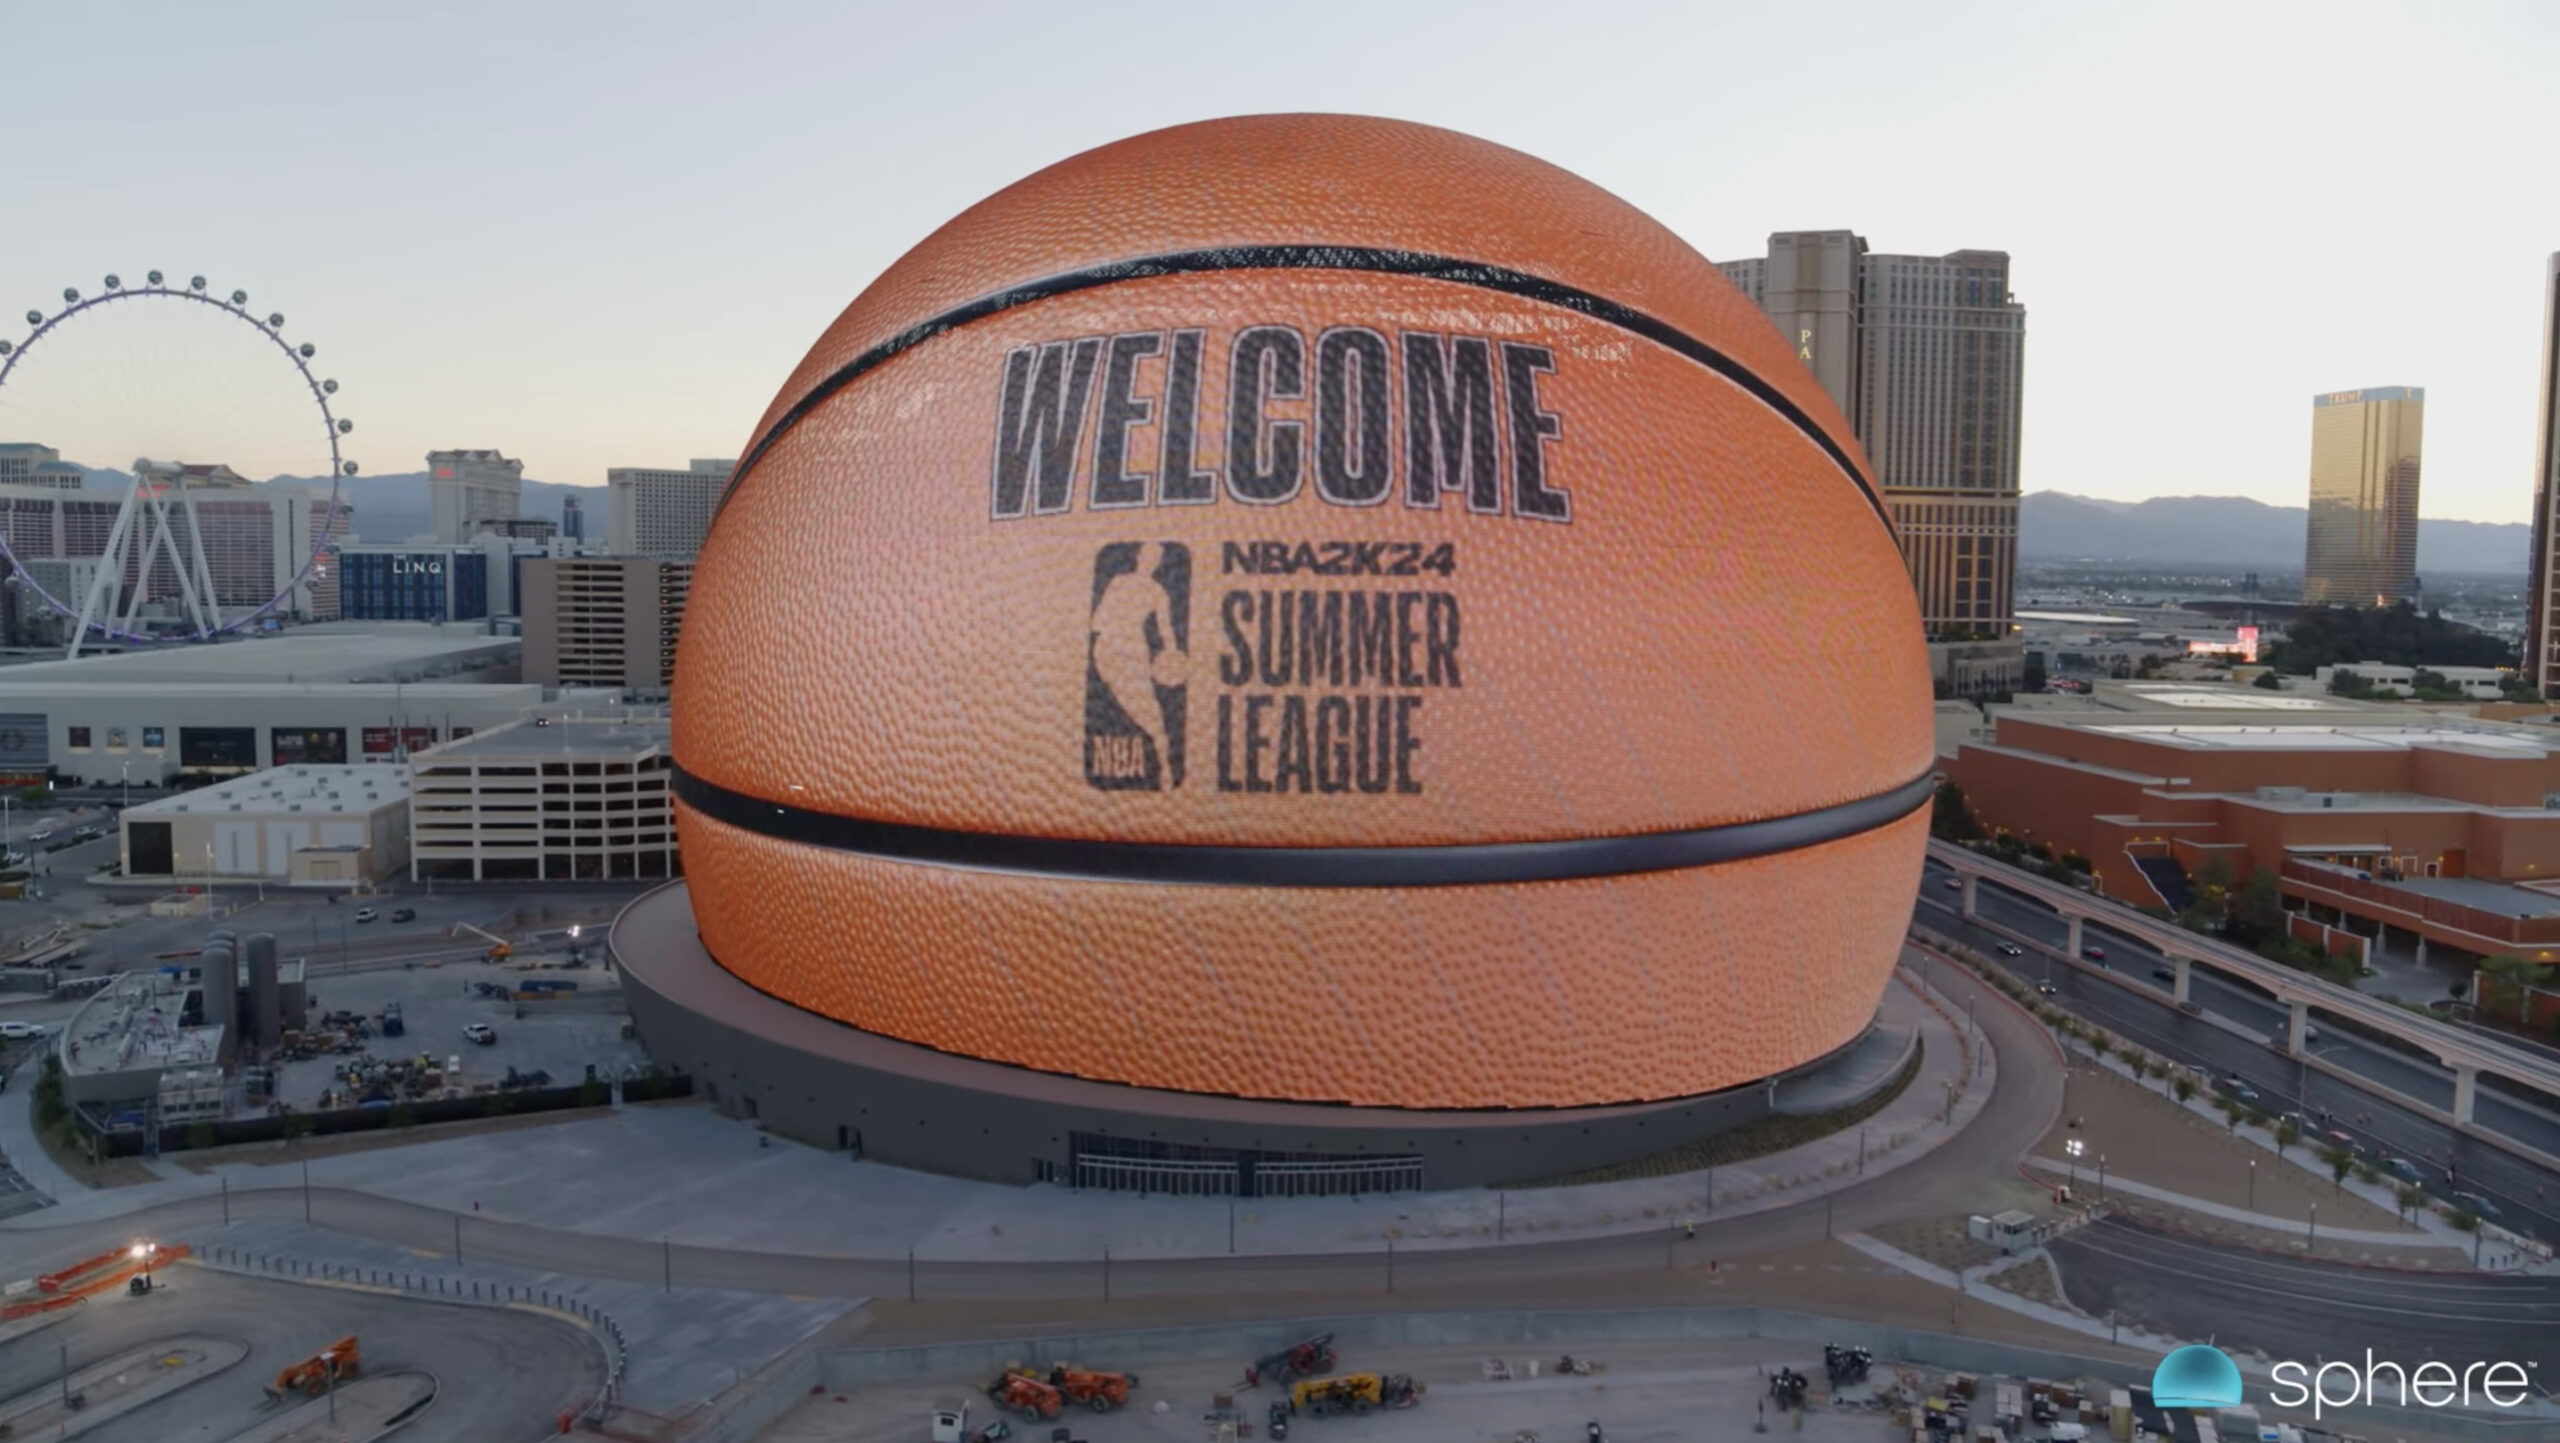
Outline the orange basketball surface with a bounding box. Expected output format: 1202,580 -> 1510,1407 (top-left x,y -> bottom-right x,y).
672,114 -> 1934,1109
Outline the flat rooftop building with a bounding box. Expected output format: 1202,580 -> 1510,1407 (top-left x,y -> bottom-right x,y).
1946,706 -> 2560,965
411,715 -> 675,883
120,764 -> 410,885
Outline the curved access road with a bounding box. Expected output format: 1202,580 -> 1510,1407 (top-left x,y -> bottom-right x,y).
0,954 -> 2067,1303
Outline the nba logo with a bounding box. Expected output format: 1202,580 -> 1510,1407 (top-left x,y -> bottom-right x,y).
1084,542 -> 1190,790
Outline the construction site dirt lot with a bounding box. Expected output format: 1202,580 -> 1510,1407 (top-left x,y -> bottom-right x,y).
270,956 -> 645,1108
0,1263 -> 599,1443
761,1341 -> 1924,1442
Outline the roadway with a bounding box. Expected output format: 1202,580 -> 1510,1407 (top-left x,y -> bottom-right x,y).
0,955 -> 2069,1306
1919,856 -> 2560,1245
2048,1215 -> 2560,1374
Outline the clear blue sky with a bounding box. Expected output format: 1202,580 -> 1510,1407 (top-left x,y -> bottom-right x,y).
5,0 -> 2556,521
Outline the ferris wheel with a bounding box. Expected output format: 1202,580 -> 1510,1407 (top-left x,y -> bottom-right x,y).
0,271 -> 359,655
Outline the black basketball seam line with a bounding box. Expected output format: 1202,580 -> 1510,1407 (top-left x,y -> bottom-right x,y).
712,245 -> 1887,529
669,765 -> 1933,888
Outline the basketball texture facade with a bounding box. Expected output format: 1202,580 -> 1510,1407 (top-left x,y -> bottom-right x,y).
672,113 -> 1933,1112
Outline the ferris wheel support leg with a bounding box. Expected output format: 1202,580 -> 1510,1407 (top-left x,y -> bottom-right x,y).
177,484 -> 223,637
67,477 -> 143,660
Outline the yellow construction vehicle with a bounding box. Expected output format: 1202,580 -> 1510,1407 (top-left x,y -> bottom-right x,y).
1291,1373 -> 1382,1416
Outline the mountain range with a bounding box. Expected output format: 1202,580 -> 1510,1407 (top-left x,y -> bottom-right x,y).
76,466 -> 606,546
2020,492 -> 2530,575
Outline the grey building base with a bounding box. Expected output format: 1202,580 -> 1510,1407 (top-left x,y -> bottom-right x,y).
611,882 -> 1878,1191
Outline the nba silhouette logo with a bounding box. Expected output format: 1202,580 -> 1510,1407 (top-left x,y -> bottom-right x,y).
1084,542 -> 1190,790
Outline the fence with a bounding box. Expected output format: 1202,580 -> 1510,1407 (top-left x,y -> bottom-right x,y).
192,1242 -> 626,1426
89,1072 -> 693,1157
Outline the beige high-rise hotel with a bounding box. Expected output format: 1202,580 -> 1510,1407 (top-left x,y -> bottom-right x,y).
1721,232 -> 2027,694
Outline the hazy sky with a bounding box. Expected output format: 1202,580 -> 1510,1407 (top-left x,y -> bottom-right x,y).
5,1 -> 2556,521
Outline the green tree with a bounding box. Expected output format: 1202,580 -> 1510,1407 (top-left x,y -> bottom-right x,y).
2215,1095 -> 2244,1131
2173,1076 -> 2197,1105
2252,670 -> 2286,691
2392,1183 -> 2424,1221
2319,1145 -> 2355,1192
2232,869 -> 2287,947
2274,1118 -> 2299,1155
2328,667 -> 2369,698
1930,781 -> 1984,843
2090,1034 -> 2114,1064
184,1122 -> 217,1151
2449,1207 -> 2481,1233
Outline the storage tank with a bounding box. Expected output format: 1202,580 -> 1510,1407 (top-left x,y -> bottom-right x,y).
201,932 -> 239,1065
246,933 -> 281,1050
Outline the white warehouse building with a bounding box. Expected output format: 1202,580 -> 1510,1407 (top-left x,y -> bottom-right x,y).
119,765 -> 410,886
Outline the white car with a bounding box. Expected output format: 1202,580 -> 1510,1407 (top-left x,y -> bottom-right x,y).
463,1022 -> 496,1045
0,1021 -> 47,1041
354,907 -> 378,923
1995,943 -> 2025,956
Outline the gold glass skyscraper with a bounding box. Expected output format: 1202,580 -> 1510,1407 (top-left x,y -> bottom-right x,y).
2302,386 -> 2423,607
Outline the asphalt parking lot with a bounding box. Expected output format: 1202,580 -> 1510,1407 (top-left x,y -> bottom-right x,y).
0,1263 -> 598,1443
277,956 -> 645,1107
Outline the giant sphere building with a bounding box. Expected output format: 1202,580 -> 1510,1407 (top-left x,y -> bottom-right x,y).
612,114 -> 1935,1190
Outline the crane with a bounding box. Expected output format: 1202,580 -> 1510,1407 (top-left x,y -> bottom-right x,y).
447,921 -> 513,962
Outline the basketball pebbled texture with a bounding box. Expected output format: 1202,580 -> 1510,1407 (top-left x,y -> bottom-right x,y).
672,114 -> 1935,1109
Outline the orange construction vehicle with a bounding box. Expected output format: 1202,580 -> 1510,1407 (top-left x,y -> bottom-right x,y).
264,1336 -> 361,1402
985,1370 -> 1061,1422
1021,1362 -> 1139,1413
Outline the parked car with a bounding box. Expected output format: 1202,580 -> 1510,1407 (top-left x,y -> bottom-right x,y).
2321,1128 -> 2364,1156
390,907 -> 416,923
0,1021 -> 47,1041
463,1022 -> 496,1045
1995,943 -> 2025,957
2383,1156 -> 2426,1185
72,826 -> 96,840
2453,1191 -> 2502,1222
2214,1075 -> 2260,1105
354,907 -> 378,923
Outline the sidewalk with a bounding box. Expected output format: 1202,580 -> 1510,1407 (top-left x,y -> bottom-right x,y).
0,1053 -> 74,1204
0,962 -> 2001,1264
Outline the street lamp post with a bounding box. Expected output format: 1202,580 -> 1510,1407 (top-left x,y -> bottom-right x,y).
204,842 -> 216,918
2097,1154 -> 2108,1205
2065,1136 -> 2085,1194
2307,1201 -> 2318,1252
2248,1158 -> 2257,1212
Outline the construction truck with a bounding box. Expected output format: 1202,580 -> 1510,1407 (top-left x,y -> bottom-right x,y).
264,1336 -> 360,1402
1289,1373 -> 1423,1416
1291,1374 -> 1381,1416
1250,1332 -> 1337,1387
984,1371 -> 1061,1422
450,921 -> 513,962
379,1002 -> 405,1038
1013,1363 -> 1137,1413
